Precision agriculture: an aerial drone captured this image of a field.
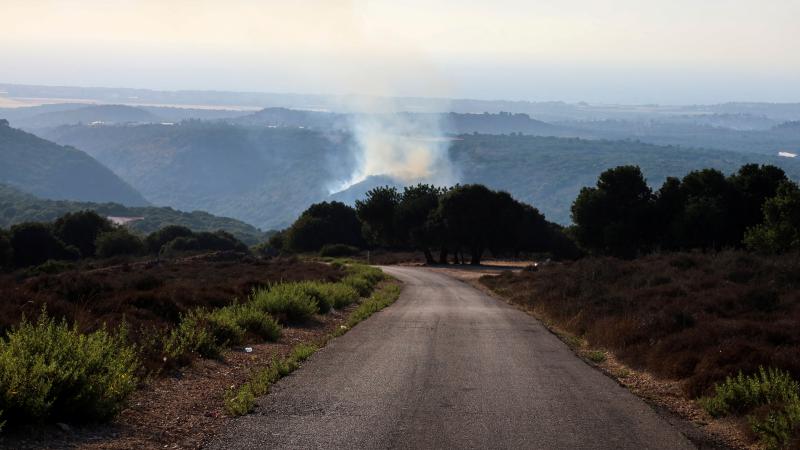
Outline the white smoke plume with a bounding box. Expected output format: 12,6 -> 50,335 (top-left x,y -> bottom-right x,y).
330,97 -> 459,193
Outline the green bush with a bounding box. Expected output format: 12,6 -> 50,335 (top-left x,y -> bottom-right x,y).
320,283 -> 360,309
0,313 -> 138,425
95,228 -> 145,258
251,284 -> 319,322
700,367 -> 800,449
700,367 -> 799,417
164,310 -> 221,362
231,304 -> 281,342
319,243 -> 359,257
206,308 -> 246,347
207,304 -> 281,345
342,275 -> 372,297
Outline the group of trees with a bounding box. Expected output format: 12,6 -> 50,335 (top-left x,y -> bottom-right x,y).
571,164 -> 800,256
275,184 -> 577,264
0,210 -> 248,271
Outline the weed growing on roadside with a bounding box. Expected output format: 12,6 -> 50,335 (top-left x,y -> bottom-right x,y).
224,343 -> 320,416
700,367 -> 800,449
585,350 -> 607,363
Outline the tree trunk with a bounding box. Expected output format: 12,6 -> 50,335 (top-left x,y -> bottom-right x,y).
438,248 -> 448,265
423,248 -> 435,265
470,246 -> 482,265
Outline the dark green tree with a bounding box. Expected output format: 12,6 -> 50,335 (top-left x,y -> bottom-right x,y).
744,181 -> 800,253
10,222 -> 79,267
95,228 -> 145,258
0,229 -> 12,269
286,201 -> 363,252
395,184 -> 441,264
571,166 -> 653,257
145,225 -> 194,253
53,210 -> 113,257
355,186 -> 401,247
437,184 -> 501,265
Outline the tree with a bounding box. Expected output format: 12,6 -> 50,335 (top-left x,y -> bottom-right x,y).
95,228 -> 145,258
162,230 -> 248,253
730,164 -> 788,235
9,222 -> 79,267
286,201 -> 363,252
744,181 -> 800,253
571,166 -> 653,257
673,169 -> 738,249
355,186 -> 401,247
145,225 -> 194,253
53,210 -> 113,257
395,184 -> 441,264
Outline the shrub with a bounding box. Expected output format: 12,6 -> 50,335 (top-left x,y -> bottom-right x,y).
342,275 -> 371,297
95,228 -> 145,258
700,367 -> 799,417
0,313 -> 138,425
27,259 -> 74,275
342,264 -> 386,297
319,244 -> 359,257
251,284 -> 319,322
293,281 -> 333,314
700,367 -> 800,449
233,304 -> 281,342
207,304 -> 282,345
205,308 -> 246,347
319,283 -> 360,309
164,310 -> 221,362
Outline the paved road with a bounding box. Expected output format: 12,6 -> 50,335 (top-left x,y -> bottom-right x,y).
209,266 -> 695,449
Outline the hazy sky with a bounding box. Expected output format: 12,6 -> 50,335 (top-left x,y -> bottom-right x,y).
1,0 -> 798,104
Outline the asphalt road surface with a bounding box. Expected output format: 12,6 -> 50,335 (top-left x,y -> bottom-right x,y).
209,266 -> 695,449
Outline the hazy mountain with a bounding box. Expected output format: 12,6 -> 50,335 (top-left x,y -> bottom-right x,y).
329,175 -> 402,205
10,104 -> 161,130
41,122 -> 356,230
36,116 -> 800,229
0,119 -> 148,206
0,183 -> 266,244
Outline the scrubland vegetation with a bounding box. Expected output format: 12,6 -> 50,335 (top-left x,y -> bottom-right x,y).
0,212 -> 388,435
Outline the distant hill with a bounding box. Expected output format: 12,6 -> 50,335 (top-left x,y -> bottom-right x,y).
0,183 -> 267,245
10,104 -> 161,129
329,175 -> 402,205
42,122 -> 356,230
440,112 -> 572,136
37,118 -> 800,229
0,120 -> 148,206
449,134 -> 800,224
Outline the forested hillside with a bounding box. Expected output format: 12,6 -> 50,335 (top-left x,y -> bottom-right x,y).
42,122 -> 356,229
0,120 -> 148,206
40,122 -> 800,228
0,184 -> 266,244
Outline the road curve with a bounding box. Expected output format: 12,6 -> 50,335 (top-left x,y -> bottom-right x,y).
208,266 -> 695,449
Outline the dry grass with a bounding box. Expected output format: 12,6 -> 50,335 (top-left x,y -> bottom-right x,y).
0,253 -> 343,371
480,251 -> 800,398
